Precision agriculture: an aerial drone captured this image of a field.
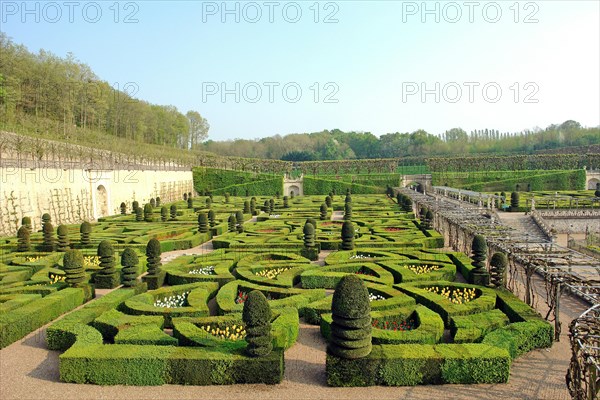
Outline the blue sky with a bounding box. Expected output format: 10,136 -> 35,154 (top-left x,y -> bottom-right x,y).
1,1 -> 599,141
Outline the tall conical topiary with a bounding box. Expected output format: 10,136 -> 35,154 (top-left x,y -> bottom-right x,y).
143,203 -> 153,222
236,210 -> 244,233
21,216 -> 32,234
225,192 -> 230,203
205,197 -> 212,208
17,226 -> 30,252
80,221 -> 92,245
155,197 -> 161,207
135,206 -> 143,222
263,200 -> 270,213
42,214 -> 55,252
471,235 -> 488,270
250,198 -> 256,214
198,212 -> 208,233
121,247 -> 139,287
132,201 -> 139,214
187,197 -> 193,209
344,202 -> 352,221
283,196 -> 289,208
303,221 -> 316,248
170,204 -> 177,220
325,195 -> 332,208
320,203 -> 328,220
306,218 -> 317,231
328,275 -> 372,359
183,193 -> 188,201
160,206 -> 168,222
208,209 -> 216,227
243,290 -> 273,357
96,240 -> 120,288
228,215 -> 237,232
63,249 -> 86,287
56,224 -> 70,251
150,198 -> 156,208
269,199 -> 274,214
424,210 -> 434,230
341,221 -> 354,250
489,252 -> 508,288
243,200 -> 251,214
510,192 -> 520,211
396,193 -> 403,207
145,238 -> 162,276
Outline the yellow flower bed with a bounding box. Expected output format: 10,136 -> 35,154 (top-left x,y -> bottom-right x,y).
405,264 -> 439,275
84,256 -> 100,267
425,286 -> 477,305
200,324 -> 246,341
255,267 -> 291,279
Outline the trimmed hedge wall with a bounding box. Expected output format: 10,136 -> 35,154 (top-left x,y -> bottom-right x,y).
60,344 -> 284,385
193,167 -> 283,196
303,176 -> 385,195
326,343 -> 510,386
47,286 -> 146,351
1,286 -> 92,349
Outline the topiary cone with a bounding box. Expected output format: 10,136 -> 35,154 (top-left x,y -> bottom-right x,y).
341,221 -> 355,250
243,290 -> 273,357
120,247 -> 139,287
146,238 -> 162,275
328,275 -> 372,359
63,249 -> 87,287
56,224 -> 70,251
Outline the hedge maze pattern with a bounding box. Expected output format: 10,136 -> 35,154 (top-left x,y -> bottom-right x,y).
0,193 -> 553,386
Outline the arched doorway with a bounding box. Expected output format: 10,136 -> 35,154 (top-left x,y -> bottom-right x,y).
96,185 -> 109,217
287,185 -> 300,197
587,178 -> 600,190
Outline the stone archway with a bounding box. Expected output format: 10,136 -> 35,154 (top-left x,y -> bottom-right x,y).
288,185 -> 300,197
587,178 -> 599,190
96,185 -> 109,217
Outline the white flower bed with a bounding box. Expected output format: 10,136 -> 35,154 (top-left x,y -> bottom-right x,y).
153,291 -> 190,308
269,214 -> 281,218
369,292 -> 386,302
349,254 -> 375,260
189,265 -> 216,275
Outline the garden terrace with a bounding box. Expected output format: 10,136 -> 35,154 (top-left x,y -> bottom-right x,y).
0,193 -> 559,389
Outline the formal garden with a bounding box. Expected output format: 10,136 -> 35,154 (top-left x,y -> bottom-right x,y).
0,187 -> 557,387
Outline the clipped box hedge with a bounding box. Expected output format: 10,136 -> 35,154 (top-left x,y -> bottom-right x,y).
326,343 -> 510,386
60,344 -> 284,385
1,286 -> 93,349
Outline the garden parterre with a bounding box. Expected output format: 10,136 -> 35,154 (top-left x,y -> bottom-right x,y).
1,192 -> 552,386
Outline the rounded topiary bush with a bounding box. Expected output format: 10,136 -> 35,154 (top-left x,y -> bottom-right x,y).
329,275 -> 372,359
161,206 -> 168,222
341,221 -> 354,250
208,209 -> 216,227
320,203 -> 328,220
402,197 -> 412,213
269,199 -> 274,214
243,290 -> 273,357
120,202 -> 127,215
17,225 -> 30,252
303,221 -> 315,248
80,221 -> 92,245
63,249 -> 86,287
325,195 -> 332,208
306,218 -> 317,231
424,210 -> 434,230
22,216 -> 32,234
42,218 -> 55,252
187,197 -> 193,209
150,198 -> 156,208
263,200 -> 269,213
146,238 -> 162,275
132,201 -> 139,214
206,197 -> 212,208
471,234 -> 488,270
155,197 -> 161,207
236,210 -> 244,233
228,215 -> 236,232
198,212 -> 208,233
243,200 -> 251,214
97,240 -> 116,274
121,247 -> 139,287
344,203 -> 352,221
489,252 -> 508,288
57,224 -> 70,251
250,199 -> 256,214
144,203 -> 153,222
283,196 -> 289,208
135,206 -> 143,222
170,204 -> 177,220
183,193 -> 188,201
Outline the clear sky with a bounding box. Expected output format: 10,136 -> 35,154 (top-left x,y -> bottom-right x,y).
1,0 -> 599,141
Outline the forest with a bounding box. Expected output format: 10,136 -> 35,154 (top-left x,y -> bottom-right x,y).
1,33 -> 598,162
